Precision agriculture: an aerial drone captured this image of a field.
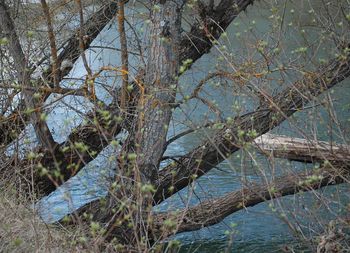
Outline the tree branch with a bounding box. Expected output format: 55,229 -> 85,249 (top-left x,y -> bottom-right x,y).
40,0 -> 59,87
180,0 -> 255,64
254,134 -> 350,164
153,166 -> 349,235
117,0 -> 129,111
154,51 -> 350,203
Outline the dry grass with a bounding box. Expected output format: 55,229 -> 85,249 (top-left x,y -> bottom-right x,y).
0,188 -> 76,253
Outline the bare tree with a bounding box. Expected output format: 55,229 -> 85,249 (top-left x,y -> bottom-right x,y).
0,0 -> 349,252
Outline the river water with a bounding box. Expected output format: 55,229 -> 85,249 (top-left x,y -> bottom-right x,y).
34,1 -> 350,252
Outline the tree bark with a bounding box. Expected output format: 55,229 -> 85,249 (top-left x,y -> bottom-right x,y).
101,0 -> 183,246
118,0 -> 129,111
134,0 -> 182,184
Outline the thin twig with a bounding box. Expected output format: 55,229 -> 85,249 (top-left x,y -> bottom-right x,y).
117,0 -> 129,111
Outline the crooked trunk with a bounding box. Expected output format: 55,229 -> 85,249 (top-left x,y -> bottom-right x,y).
101,0 -> 183,247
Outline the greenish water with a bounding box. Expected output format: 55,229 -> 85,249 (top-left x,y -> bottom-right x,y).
37,1 -> 350,252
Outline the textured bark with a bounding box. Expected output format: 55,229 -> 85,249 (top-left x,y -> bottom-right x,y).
135,0 -> 182,184
153,166 -> 349,235
154,52 -> 350,203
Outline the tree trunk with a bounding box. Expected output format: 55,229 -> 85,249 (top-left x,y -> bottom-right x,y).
97,0 -> 183,248
134,0 -> 182,184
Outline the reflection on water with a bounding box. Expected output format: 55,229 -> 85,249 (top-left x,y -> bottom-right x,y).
36,0 -> 350,252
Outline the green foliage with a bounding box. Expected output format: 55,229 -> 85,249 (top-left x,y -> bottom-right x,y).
0,37 -> 8,45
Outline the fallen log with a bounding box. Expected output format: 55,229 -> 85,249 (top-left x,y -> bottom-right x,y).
254,134 -> 350,164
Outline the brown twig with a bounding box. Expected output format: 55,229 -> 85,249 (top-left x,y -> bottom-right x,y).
117,0 -> 129,111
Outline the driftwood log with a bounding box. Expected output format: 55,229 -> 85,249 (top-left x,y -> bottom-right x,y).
254,134 -> 350,164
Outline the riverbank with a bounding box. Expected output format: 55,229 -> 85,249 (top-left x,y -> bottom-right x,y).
0,188 -> 70,252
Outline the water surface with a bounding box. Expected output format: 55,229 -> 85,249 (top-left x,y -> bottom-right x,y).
36,1 -> 350,252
